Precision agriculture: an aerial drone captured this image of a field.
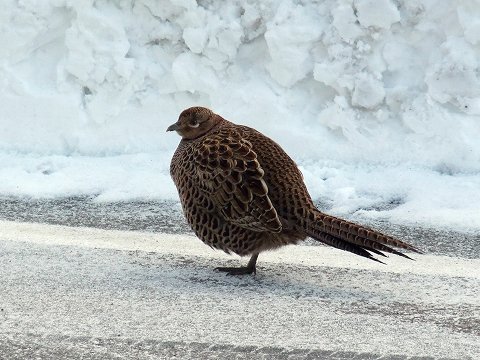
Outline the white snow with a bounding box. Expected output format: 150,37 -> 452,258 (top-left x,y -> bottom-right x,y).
0,0 -> 480,232
354,0 -> 400,29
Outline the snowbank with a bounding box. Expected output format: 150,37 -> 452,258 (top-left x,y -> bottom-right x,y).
0,0 -> 479,231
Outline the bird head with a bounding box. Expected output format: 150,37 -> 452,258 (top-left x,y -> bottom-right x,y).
167,107 -> 218,140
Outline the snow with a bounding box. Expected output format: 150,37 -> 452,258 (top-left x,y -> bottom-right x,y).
354,0 -> 400,29
0,0 -> 479,232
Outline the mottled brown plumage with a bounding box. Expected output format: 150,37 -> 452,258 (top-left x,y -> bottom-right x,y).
168,107 -> 421,275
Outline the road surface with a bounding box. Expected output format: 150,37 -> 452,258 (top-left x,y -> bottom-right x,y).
0,197 -> 479,359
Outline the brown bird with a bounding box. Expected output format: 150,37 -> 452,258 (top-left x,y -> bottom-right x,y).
168,106 -> 421,275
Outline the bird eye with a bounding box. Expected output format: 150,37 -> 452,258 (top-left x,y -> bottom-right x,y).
190,119 -> 200,128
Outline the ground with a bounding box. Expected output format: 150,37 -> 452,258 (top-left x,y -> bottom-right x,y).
0,197 -> 479,359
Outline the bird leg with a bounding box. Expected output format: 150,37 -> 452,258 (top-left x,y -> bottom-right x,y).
215,253 -> 259,275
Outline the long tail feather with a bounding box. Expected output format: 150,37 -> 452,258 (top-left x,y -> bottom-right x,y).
314,211 -> 422,253
305,209 -> 421,261
309,231 -> 386,264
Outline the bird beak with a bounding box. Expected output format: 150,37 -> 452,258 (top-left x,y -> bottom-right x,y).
166,122 -> 179,132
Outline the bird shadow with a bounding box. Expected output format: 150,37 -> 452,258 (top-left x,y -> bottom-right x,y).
130,251 -> 385,304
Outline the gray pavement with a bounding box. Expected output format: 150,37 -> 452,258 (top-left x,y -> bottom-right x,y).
0,196 -> 478,258
0,197 -> 479,359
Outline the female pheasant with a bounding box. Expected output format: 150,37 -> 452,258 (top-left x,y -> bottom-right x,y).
168,107 -> 420,275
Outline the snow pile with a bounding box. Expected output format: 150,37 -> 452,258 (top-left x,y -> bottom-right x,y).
0,0 -> 479,231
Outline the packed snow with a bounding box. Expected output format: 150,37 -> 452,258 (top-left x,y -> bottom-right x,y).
0,0 -> 479,232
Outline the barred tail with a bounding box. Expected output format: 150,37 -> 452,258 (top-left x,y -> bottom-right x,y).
305,210 -> 422,262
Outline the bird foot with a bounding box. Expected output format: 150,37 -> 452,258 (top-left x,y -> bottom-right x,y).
215,266 -> 256,276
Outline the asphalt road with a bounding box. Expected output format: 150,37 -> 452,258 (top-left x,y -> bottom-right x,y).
1,197 -> 479,359
0,196 -> 478,258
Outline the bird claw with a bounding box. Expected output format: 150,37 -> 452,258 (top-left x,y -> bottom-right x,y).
215,266 -> 256,276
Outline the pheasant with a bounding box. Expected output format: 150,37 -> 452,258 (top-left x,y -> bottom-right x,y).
168,107 -> 421,275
